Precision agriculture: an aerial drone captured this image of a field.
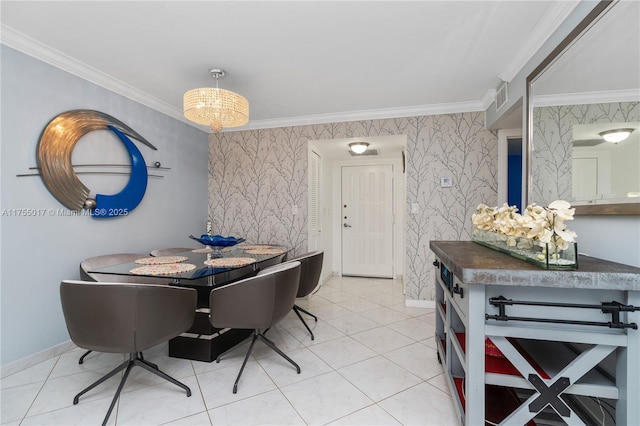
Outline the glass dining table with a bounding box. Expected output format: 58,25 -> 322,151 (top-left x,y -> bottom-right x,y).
89,245 -> 291,362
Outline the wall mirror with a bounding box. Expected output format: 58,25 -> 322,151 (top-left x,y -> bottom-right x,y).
526,0 -> 640,215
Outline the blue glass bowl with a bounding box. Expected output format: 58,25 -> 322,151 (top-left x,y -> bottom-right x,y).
189,234 -> 245,247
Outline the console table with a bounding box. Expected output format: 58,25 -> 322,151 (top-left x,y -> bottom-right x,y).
430,241 -> 639,425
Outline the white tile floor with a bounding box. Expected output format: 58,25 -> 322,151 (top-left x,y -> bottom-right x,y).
1,276 -> 458,425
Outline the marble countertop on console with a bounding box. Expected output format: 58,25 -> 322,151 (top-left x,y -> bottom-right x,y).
430,241 -> 640,291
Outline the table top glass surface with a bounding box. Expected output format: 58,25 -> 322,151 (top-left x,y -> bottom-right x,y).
89,246 -> 290,283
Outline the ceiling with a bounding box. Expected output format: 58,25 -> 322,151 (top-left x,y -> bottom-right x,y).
533,0 -> 640,99
1,1 -> 581,136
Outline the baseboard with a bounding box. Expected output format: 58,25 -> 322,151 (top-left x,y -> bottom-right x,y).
405,299 -> 436,309
322,272 -> 335,285
1,340 -> 76,378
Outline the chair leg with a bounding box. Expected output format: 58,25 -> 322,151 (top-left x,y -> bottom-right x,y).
215,333 -> 253,363
137,358 -> 191,396
72,352 -> 191,425
257,333 -> 301,374
101,355 -> 135,426
293,305 -> 315,340
73,359 -> 129,404
79,350 -> 157,369
233,331 -> 259,394
229,330 -> 300,394
294,305 -> 318,321
139,352 -> 158,370
78,350 -> 92,365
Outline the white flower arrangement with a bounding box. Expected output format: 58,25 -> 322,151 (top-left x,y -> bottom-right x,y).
472,200 -> 577,257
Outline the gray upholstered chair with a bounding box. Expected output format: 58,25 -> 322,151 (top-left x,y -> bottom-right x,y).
287,251 -> 324,340
209,261 -> 301,394
78,253 -> 170,364
60,280 -> 197,426
150,247 -> 193,257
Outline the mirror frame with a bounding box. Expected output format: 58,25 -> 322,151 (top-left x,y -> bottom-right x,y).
525,0 -> 640,215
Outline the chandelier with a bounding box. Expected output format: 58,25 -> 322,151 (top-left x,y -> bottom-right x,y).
183,69 -> 249,133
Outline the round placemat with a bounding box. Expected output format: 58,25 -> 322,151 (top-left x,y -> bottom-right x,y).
129,263 -> 196,276
204,257 -> 256,268
244,248 -> 285,255
191,248 -> 213,254
239,244 -> 272,250
135,255 -> 188,265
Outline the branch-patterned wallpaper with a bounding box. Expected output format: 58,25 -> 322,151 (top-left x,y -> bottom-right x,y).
209,112 -> 497,301
531,101 -> 639,205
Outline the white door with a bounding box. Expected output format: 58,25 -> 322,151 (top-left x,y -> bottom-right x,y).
308,150 -> 322,252
341,164 -> 393,277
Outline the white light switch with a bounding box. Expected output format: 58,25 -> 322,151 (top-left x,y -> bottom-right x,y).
292,205 -> 298,215
411,203 -> 419,213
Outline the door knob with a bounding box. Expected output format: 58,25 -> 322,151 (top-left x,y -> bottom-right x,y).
343,223 -> 352,228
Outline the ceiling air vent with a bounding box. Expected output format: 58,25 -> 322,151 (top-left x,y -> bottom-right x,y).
349,149 -> 379,156
496,80 -> 508,111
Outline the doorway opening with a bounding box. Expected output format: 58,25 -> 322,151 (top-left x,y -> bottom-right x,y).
507,137 -> 523,212
498,129 -> 524,212
308,134 -> 406,281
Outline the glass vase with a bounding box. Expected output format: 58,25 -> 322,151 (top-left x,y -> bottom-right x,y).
472,229 -> 578,270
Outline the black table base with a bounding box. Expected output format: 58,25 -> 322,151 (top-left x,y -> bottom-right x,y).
169,328 -> 252,363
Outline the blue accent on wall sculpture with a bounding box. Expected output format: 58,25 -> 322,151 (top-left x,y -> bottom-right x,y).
36,109 -> 157,218
91,125 -> 149,218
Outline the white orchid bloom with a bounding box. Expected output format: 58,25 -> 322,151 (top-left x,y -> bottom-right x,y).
555,228 -> 577,243
538,228 -> 553,244
548,200 -> 576,221
548,200 -> 571,210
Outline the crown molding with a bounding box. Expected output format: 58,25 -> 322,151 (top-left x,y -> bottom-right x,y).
1,25 -> 189,125
233,100 -> 488,132
532,89 -> 640,107
3,24 -> 491,134
498,1 -> 580,83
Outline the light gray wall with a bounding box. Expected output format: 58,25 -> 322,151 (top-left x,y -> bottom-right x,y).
571,216 -> 640,267
1,46 -> 209,365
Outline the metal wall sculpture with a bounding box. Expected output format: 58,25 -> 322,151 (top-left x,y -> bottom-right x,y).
36,109 -> 157,218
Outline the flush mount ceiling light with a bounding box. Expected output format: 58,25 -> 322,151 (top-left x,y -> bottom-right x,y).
183,68 -> 249,133
599,128 -> 634,143
349,142 -> 369,154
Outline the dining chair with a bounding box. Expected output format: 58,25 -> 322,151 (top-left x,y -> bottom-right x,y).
257,251 -> 288,268
209,261 -> 301,393
286,251 -> 324,340
78,253 -> 170,364
60,280 -> 197,426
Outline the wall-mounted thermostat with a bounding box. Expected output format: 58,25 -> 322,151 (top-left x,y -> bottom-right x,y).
441,177 -> 453,187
